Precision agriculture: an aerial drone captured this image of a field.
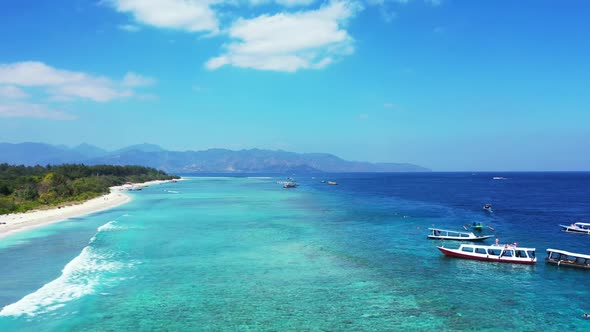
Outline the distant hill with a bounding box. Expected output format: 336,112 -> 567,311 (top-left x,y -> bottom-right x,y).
0,143 -> 430,173
0,142 -> 86,165
70,143 -> 108,159
113,143 -> 166,154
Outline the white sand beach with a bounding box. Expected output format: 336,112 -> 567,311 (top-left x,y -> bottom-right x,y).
0,179 -> 173,239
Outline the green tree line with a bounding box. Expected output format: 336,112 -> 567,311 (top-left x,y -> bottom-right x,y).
0,163 -> 179,214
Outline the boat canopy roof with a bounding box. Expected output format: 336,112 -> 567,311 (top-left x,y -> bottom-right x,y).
458,244 -> 535,251
574,222 -> 590,227
429,228 -> 470,233
546,248 -> 590,260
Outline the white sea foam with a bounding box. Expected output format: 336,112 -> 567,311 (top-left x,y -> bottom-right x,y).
97,220 -> 127,232
166,190 -> 180,194
0,221 -> 134,317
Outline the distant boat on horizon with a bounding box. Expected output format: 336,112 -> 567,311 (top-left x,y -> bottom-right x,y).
283,182 -> 298,188
493,176 -> 509,180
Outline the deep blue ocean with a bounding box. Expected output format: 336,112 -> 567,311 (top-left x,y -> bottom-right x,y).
0,173 -> 589,331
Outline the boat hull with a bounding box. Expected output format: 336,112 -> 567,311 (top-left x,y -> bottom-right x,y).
559,225 -> 590,234
427,235 -> 494,242
437,247 -> 536,265
546,248 -> 590,270
546,259 -> 590,269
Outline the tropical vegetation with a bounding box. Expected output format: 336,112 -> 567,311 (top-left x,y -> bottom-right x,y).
0,163 -> 178,215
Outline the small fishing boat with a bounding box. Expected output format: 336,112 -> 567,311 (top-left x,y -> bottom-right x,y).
463,222 -> 495,232
327,181 -> 338,185
437,243 -> 536,264
283,181 -> 298,188
559,222 -> 590,234
483,204 -> 493,213
546,248 -> 590,269
427,228 -> 494,241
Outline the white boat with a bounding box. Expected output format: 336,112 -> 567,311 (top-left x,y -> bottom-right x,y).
283,181 -> 298,188
546,248 -> 590,269
427,228 -> 494,241
437,243 -> 537,264
483,204 -> 493,213
559,222 -> 590,234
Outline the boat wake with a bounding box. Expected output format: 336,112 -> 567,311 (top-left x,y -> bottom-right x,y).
0,221 -> 136,317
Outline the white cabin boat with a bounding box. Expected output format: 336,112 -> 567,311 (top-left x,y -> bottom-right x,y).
427,228 -> 493,241
437,243 -> 536,265
283,181 -> 298,188
546,249 -> 590,269
559,222 -> 590,234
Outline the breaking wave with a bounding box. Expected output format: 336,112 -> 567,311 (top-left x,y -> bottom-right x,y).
0,221 -> 135,317
97,220 -> 126,232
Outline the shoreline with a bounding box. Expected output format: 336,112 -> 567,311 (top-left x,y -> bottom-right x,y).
0,179 -> 173,239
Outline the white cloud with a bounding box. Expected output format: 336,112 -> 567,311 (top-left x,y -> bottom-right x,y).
109,0 -> 220,33
119,24 -> 141,32
0,62 -> 155,102
206,1 -> 360,72
0,103 -> 75,120
248,0 -> 316,6
0,85 -> 29,99
122,72 -> 156,87
54,84 -> 132,102
0,62 -> 87,86
380,8 -> 397,23
276,0 -> 316,6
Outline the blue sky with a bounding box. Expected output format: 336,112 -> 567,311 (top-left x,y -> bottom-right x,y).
0,0 -> 589,171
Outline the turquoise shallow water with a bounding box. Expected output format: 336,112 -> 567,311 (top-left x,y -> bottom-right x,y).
0,174 -> 589,331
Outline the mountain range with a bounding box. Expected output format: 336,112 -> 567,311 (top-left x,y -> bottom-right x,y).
0,142 -> 430,173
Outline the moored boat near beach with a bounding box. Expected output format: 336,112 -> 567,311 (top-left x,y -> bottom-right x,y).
546,249 -> 590,269
427,228 -> 494,241
437,243 -> 537,264
559,222 -> 590,234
